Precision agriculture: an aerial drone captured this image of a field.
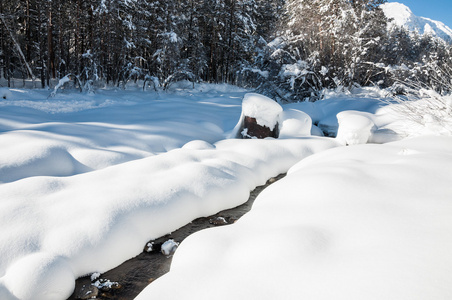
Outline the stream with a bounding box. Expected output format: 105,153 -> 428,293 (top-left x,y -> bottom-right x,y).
68,174 -> 285,300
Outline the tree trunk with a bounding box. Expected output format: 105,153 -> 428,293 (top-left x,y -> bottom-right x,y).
0,14 -> 35,80
47,1 -> 55,79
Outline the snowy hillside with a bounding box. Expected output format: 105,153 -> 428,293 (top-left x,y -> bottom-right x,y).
381,2 -> 452,41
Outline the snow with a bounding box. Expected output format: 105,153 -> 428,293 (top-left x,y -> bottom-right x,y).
283,89 -> 387,138
381,90 -> 452,138
278,108 -> 312,138
381,2 -> 452,41
336,111 -> 375,145
0,85 -> 340,299
90,272 -> 101,281
3,253 -> 74,300
229,93 -> 284,138
242,68 -> 269,78
1,88 -> 12,99
0,84 -> 451,300
137,135 -> 452,299
241,93 -> 283,129
230,93 -> 314,139
92,278 -> 119,290
161,240 -> 179,256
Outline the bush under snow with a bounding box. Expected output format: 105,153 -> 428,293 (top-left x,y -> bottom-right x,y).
386,89 -> 452,137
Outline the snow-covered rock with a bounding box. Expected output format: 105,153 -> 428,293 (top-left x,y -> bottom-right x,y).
241,93 -> 283,130
278,108 -> 312,138
381,2 -> 452,42
161,239 -> 179,256
336,111 -> 375,145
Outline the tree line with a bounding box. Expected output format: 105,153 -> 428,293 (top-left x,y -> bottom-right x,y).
1,0 -> 451,100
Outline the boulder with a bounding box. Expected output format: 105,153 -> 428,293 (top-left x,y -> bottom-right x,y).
230,93 -> 283,139
242,116 -> 279,139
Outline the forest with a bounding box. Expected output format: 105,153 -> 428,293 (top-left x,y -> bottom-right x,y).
1,0 -> 451,101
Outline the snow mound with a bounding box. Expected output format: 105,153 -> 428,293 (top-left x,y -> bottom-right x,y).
336,111 -> 375,145
182,140 -> 215,150
137,136 -> 452,299
381,2 -> 452,41
242,93 -> 283,130
0,142 -> 88,183
0,88 -> 12,100
278,109 -> 312,138
2,253 -> 75,300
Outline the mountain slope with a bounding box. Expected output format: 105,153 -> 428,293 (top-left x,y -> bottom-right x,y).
380,2 -> 452,42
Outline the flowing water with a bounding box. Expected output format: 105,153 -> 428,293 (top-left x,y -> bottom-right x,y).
68,174 -> 285,300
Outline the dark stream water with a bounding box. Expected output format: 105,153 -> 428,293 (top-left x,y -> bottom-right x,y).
68,174 -> 285,300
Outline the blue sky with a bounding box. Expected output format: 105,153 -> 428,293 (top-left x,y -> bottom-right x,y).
395,0 -> 452,28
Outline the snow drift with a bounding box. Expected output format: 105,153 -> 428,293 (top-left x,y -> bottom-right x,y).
137,136 -> 452,299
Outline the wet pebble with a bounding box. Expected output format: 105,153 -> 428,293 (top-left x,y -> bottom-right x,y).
74,284 -> 98,300
266,177 -> 277,184
144,242 -> 154,253
209,216 -> 228,226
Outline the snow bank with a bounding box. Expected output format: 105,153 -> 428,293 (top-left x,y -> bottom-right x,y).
0,136 -> 338,299
0,88 -> 245,181
137,135 -> 452,299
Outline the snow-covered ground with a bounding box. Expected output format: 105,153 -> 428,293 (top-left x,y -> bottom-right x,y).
0,84 -> 451,299
137,135 -> 452,300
